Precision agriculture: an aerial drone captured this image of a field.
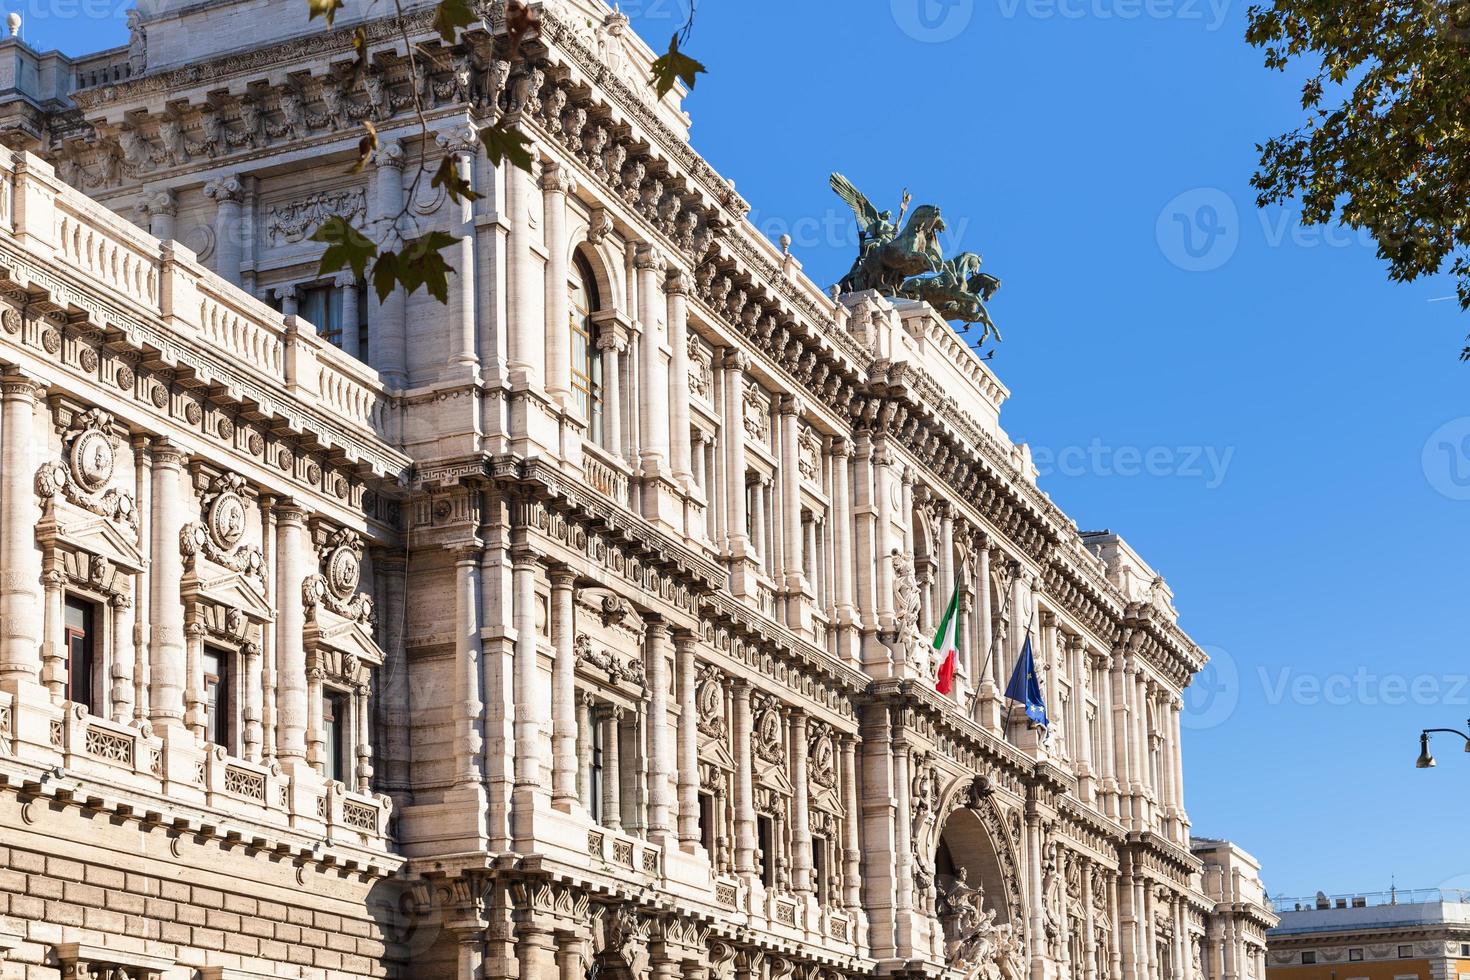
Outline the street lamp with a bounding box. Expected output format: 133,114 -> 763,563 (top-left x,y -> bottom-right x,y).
1416,722 -> 1470,769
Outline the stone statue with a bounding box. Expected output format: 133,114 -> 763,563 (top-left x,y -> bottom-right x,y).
891,548 -> 923,668
126,9 -> 147,75
831,172 -> 1004,340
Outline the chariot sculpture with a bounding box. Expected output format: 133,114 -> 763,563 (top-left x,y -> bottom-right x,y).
831,173 -> 1003,343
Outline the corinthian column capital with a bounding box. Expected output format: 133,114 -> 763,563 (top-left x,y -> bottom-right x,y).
202,176 -> 243,203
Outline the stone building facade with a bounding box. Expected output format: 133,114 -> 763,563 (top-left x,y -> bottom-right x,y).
1268,889 -> 1470,980
0,0 -> 1273,977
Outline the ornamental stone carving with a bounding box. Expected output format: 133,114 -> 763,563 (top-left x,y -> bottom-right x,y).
303,527 -> 374,625
266,188 -> 366,246
35,407 -> 138,536
179,472 -> 265,588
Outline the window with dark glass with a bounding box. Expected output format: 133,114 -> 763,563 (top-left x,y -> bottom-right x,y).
323,689 -> 348,783
698,791 -> 715,854
300,284 -> 344,349
756,814 -> 775,888
64,596 -> 99,713
568,255 -> 604,445
589,715 -> 605,818
812,834 -> 830,905
202,645 -> 234,752
1303,952 -> 1317,965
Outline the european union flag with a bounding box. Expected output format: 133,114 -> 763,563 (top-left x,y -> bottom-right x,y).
1004,634 -> 1050,729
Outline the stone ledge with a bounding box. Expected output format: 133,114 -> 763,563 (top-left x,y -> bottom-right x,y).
56,941 -> 176,976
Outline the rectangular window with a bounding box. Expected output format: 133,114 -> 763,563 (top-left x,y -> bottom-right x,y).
202,645 -> 234,753
1400,947 -> 1414,959
1461,945 -> 1469,958
698,790 -> 715,855
812,834 -> 830,905
323,689 -> 348,784
1350,950 -> 1363,962
756,814 -> 775,888
64,596 -> 99,714
589,717 -> 605,819
300,284 -> 344,349
1302,953 -> 1317,965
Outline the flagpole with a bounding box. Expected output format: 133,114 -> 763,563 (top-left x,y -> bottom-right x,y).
966,578 -> 1034,714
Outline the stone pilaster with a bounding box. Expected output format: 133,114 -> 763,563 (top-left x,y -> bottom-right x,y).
542,163 -> 573,404
273,501 -> 309,763
0,376 -> 42,692
202,176 -> 242,286
674,629 -> 701,850
148,440 -> 187,729
370,141 -> 407,387
549,566 -> 578,811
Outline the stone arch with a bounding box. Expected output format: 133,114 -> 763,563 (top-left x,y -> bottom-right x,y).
568,233 -> 626,314
928,774 -> 1026,929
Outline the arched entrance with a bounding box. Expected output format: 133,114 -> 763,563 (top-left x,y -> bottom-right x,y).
929,781 -> 1027,980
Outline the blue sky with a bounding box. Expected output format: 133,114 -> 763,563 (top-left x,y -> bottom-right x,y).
32,0 -> 1470,902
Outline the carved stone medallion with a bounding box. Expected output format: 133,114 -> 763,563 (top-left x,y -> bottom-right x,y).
69,428 -> 115,492
207,489 -> 248,550
327,543 -> 361,598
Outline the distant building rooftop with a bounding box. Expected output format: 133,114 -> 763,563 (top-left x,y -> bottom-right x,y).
1270,888 -> 1470,935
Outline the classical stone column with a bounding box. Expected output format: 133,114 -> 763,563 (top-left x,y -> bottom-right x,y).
598,331 -> 625,456
644,620 -> 674,842
241,639 -> 261,762
1082,859 -> 1099,980
732,680 -> 756,874
542,164 -> 573,404
550,567 -> 578,810
1171,696 -> 1186,820
830,438 -> 856,657
778,396 -> 806,599
143,188 -> 176,243
436,126 -> 480,372
1025,810 -> 1047,980
131,438 -> 152,722
840,734 -> 862,911
722,351 -> 750,559
516,924 -> 555,980
185,621 -> 206,738
148,441 -> 188,728
511,551 -> 547,836
40,561 -> 63,700
600,705 -> 623,830
370,142 -> 407,387
576,692 -> 593,804
0,376 -> 42,691
336,272 -> 360,360
555,932 -> 585,980
674,630 -> 701,849
454,548 -> 485,789
636,245 -> 669,478
274,502 -> 310,763
506,156 -> 541,390
109,595 -> 134,723
306,665 -> 325,772
202,176 -> 242,286
666,269 -> 692,485
258,494 -> 277,762
789,710 -> 812,894
1041,613 -> 1061,751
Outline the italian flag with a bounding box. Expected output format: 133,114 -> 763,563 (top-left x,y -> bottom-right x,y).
932,583 -> 961,695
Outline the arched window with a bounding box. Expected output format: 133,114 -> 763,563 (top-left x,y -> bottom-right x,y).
569,254 -> 605,445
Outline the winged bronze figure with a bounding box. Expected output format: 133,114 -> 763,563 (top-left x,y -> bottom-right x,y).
830,171 -> 1003,342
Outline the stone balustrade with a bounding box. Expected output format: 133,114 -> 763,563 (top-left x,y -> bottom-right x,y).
0,149 -> 404,478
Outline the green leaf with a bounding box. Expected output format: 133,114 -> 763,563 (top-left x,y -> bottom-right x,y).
310,215 -> 377,283
371,232 -> 459,304
348,120 -> 378,175
306,0 -> 344,29
432,0 -> 475,44
432,154 -> 480,204
477,123 -> 534,173
650,34 -> 705,98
